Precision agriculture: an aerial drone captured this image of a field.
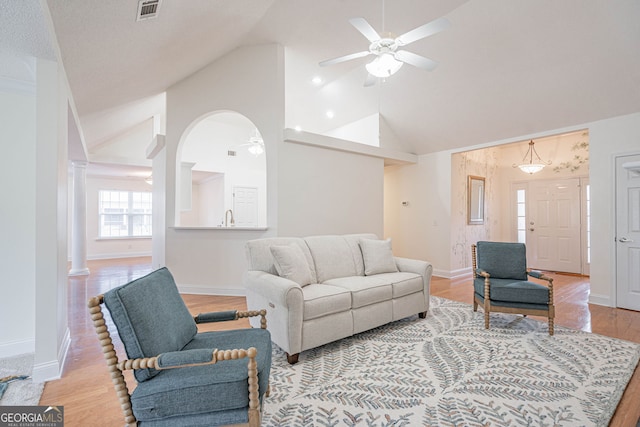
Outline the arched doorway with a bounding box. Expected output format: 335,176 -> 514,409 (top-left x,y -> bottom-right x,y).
177,111 -> 266,227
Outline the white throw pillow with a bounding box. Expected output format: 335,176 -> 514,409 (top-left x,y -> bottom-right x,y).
359,238 -> 399,276
270,244 -> 313,286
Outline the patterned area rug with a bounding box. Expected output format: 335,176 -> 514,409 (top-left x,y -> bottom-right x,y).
263,297 -> 640,426
0,353 -> 43,406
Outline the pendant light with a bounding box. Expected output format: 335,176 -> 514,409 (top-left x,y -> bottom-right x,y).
513,140 -> 551,174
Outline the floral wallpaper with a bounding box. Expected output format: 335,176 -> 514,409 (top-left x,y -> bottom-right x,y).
448,131 -> 589,275
450,147 -> 500,272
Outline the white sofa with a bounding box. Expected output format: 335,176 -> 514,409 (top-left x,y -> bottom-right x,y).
243,234 -> 432,363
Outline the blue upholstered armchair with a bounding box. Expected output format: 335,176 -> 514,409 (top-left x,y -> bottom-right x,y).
88,267 -> 272,427
471,241 -> 555,335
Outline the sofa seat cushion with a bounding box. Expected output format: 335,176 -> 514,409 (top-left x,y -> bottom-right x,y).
302,284 -> 352,320
381,272 -> 424,298
130,328 -> 271,423
474,277 -> 550,305
324,276 -> 392,309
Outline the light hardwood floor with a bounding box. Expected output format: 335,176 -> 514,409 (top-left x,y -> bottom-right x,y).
40,257 -> 640,426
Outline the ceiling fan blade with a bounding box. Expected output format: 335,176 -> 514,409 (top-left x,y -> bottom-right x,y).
319,51 -> 371,67
394,50 -> 438,71
395,17 -> 451,46
364,73 -> 377,87
349,17 -> 381,43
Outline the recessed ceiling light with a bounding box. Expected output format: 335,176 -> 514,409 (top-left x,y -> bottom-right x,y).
311,76 -> 323,85
326,110 -> 334,119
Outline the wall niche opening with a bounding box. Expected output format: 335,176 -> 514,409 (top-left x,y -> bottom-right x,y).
177,111 -> 266,228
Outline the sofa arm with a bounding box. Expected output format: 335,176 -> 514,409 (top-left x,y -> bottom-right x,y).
395,256 -> 432,294
243,270 -> 305,356
243,271 -> 303,308
395,257 -> 432,279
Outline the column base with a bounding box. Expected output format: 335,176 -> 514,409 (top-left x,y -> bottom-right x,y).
68,268 -> 90,276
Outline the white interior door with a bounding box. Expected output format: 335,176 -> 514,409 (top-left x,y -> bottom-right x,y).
527,178 -> 582,273
615,154 -> 640,311
233,186 -> 258,227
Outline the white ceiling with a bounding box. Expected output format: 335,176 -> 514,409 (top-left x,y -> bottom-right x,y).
4,1 -> 640,156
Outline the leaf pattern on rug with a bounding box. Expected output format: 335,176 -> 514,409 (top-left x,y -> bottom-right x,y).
262,297 -> 640,426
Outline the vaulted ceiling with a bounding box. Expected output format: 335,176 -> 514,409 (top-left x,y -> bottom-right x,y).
4,0 -> 640,157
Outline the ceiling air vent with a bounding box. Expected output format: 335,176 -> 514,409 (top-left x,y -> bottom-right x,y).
136,0 -> 161,21
227,150 -> 237,157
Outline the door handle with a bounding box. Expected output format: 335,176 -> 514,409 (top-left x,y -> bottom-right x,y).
618,237 -> 633,243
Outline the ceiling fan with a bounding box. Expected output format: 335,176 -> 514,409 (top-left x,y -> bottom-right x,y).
319,15 -> 451,86
232,129 -> 264,157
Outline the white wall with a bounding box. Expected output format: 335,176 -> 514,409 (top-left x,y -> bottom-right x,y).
0,56 -> 70,373
0,83 -> 37,357
90,117 -> 154,165
384,151 -> 453,276
199,175 -> 225,226
325,113 -> 380,147
33,58 -> 70,381
589,112 -> 640,306
278,140 -> 383,237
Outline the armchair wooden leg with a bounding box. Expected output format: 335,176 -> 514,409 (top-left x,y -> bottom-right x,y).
483,276 -> 490,329
286,353 -> 299,364
549,316 -> 554,336
473,300 -> 478,312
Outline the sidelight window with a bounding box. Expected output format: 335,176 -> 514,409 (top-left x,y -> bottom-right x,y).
516,188 -> 526,244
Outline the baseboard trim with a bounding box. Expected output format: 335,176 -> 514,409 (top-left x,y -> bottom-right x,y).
178,284 -> 247,297
433,267 -> 473,280
588,293 -> 612,307
0,338 -> 35,358
79,252 -> 152,261
32,327 -> 71,383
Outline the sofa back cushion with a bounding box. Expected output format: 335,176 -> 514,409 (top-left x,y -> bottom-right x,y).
359,238 -> 399,275
270,244 -> 314,286
246,237 -> 318,283
305,234 -> 378,283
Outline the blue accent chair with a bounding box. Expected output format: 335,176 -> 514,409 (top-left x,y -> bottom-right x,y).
88,267 -> 271,426
472,241 -> 555,335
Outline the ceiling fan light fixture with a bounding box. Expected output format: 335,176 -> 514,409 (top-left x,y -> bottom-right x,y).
366,53 -> 403,78
247,143 -> 264,156
247,130 -> 265,156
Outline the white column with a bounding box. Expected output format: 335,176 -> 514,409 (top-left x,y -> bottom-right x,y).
69,160 -> 89,276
